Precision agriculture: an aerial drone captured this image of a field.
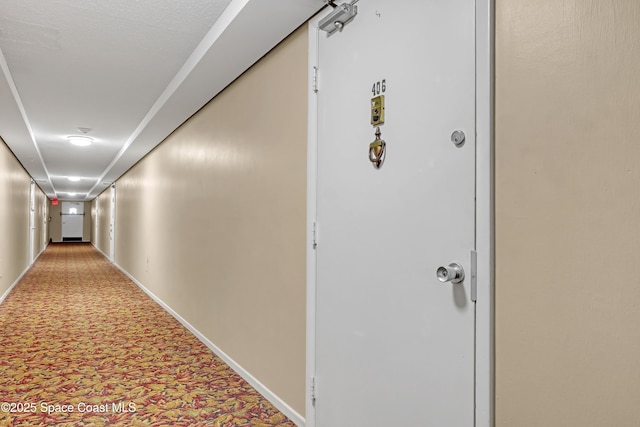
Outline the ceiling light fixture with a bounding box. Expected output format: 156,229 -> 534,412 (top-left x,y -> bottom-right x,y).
67,136 -> 94,147
67,176 -> 82,182
67,192 -> 77,196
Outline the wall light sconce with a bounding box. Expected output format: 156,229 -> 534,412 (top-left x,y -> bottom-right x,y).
319,1 -> 358,36
67,136 -> 93,147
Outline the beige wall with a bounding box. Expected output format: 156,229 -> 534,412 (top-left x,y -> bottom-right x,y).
111,27 -> 307,414
0,138 -> 31,295
495,0 -> 640,425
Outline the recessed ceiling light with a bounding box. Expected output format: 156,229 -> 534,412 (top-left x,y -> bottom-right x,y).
67,192 -> 77,196
67,176 -> 82,182
67,136 -> 94,147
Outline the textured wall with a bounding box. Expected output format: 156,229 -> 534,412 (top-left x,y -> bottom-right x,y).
0,138 -> 31,296
495,0 -> 640,425
113,27 -> 308,415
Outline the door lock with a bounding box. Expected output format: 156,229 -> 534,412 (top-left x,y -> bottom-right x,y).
437,262 -> 465,284
450,130 -> 466,147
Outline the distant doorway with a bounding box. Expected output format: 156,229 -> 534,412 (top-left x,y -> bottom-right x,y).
61,202 -> 84,242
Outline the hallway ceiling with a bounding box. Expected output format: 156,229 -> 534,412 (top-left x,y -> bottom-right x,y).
0,0 -> 322,201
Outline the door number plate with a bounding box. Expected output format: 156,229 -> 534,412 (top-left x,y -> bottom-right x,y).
371,95 -> 385,125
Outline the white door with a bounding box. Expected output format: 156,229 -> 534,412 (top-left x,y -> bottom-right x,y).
94,202 -> 99,246
109,184 -> 116,262
43,196 -> 49,249
29,180 -> 36,264
61,202 -> 84,240
313,2 -> 476,426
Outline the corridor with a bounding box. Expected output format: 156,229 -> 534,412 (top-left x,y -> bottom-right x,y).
0,243 -> 294,426
1,1 -> 639,426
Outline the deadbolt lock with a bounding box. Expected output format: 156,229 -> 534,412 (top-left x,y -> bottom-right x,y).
451,130 -> 466,147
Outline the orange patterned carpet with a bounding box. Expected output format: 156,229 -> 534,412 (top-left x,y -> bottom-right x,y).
0,243 -> 295,427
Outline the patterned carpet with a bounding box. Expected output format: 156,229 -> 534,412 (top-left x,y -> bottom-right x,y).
0,243 -> 295,427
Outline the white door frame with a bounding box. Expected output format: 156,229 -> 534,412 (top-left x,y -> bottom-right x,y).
94,201 -> 99,247
109,184 -> 116,263
29,179 -> 36,265
43,197 -> 48,250
475,0 -> 495,424
305,2 -> 494,425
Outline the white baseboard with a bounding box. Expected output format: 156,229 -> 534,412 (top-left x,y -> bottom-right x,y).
0,263 -> 31,305
34,244 -> 47,263
92,243 -> 110,260
111,261 -> 305,427
0,243 -> 50,304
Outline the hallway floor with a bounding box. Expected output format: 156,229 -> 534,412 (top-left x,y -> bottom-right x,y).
0,243 -> 294,426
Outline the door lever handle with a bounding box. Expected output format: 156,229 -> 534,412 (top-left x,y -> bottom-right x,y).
437,262 -> 465,284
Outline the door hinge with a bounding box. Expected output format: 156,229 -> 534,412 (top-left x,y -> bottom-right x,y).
312,66 -> 319,93
312,222 -> 318,249
310,376 -> 317,403
470,250 -> 477,302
